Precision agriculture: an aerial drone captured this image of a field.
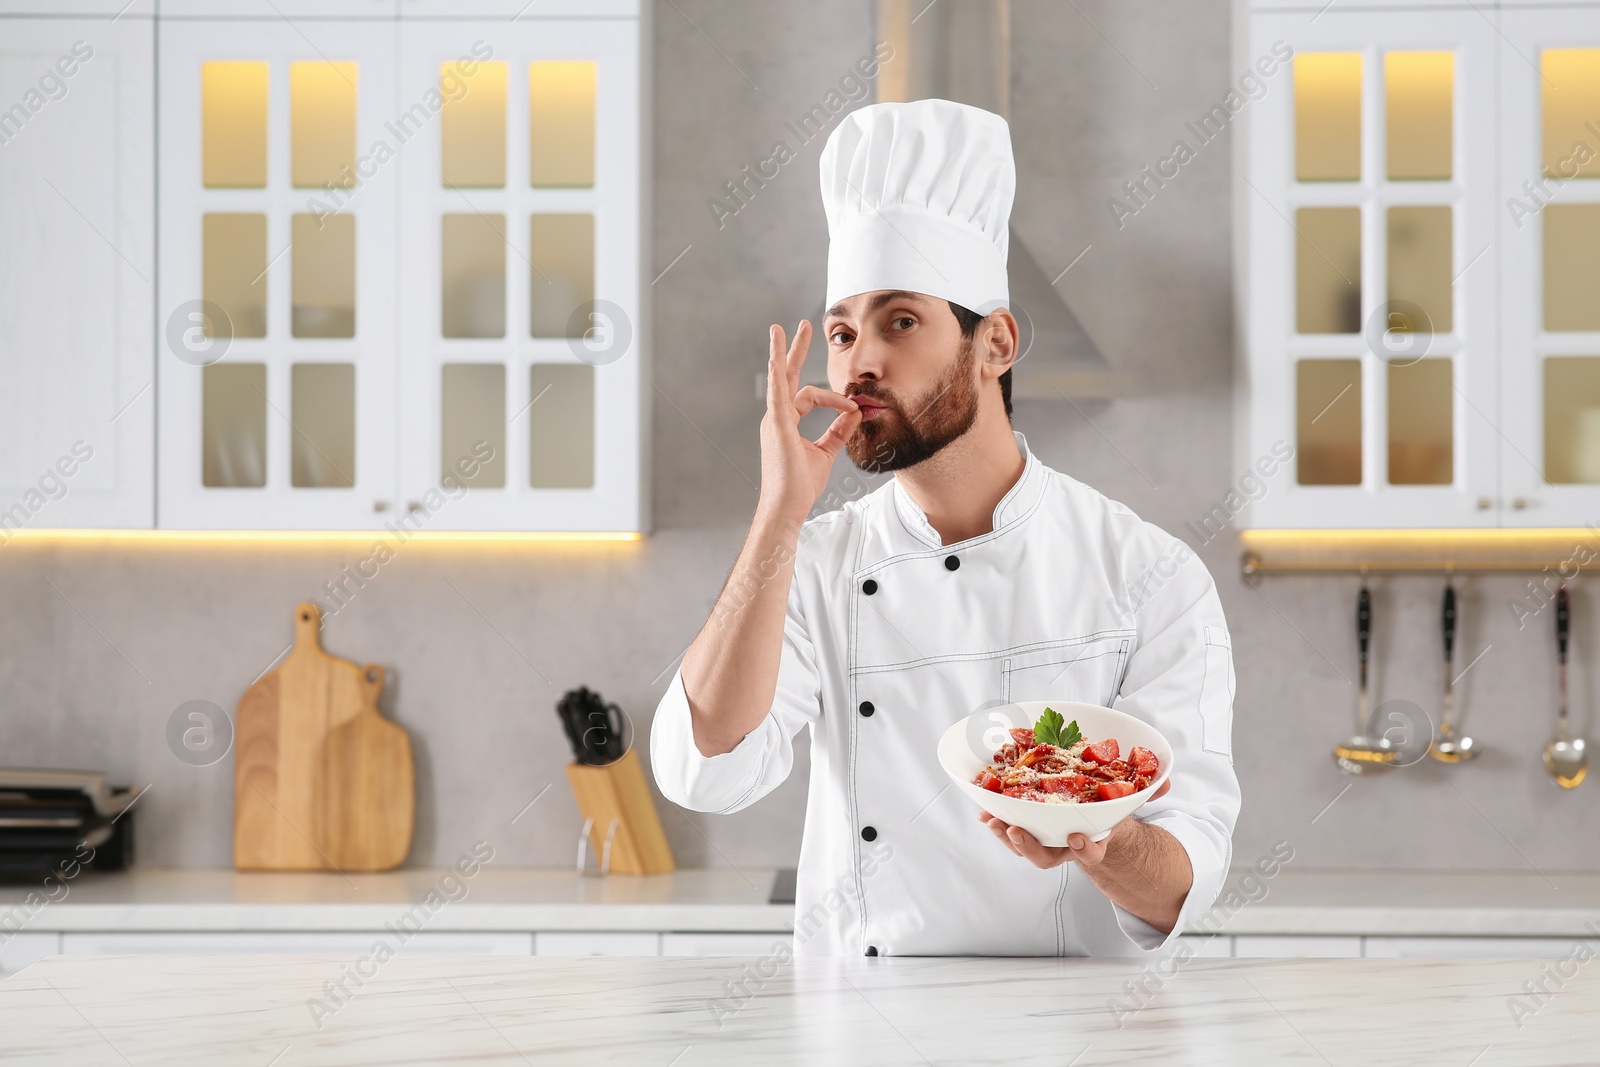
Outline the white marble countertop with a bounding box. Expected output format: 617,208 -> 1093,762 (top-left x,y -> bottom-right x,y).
6,866 -> 1600,937
3,952 -> 1593,1065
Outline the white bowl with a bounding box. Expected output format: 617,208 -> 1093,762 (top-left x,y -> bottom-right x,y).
937,700 -> 1174,847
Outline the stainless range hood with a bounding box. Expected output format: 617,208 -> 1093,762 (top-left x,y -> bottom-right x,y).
875,0 -> 1114,398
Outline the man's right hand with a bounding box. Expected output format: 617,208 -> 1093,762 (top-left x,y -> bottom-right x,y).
758,320 -> 861,526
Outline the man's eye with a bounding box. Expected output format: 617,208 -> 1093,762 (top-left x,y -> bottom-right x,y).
890,316 -> 914,330
829,330 -> 853,344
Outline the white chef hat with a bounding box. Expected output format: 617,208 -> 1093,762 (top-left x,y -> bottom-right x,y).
819,98 -> 1014,317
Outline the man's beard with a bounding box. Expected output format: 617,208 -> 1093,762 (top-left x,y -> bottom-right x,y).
845,338 -> 980,473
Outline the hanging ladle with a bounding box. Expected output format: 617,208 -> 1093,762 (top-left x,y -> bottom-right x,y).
1334,576 -> 1398,775
1430,573 -> 1477,763
1542,584 -> 1587,789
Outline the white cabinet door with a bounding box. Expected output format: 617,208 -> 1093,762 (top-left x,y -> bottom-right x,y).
1497,7 -> 1600,527
157,18 -> 400,530
1239,10 -> 1499,529
0,933 -> 60,979
1363,936 -> 1599,958
660,932 -> 793,957
1233,935 -> 1363,958
535,931 -> 659,956
1177,934 -> 1233,958
0,18 -> 153,530
396,18 -> 645,533
60,932 -> 532,955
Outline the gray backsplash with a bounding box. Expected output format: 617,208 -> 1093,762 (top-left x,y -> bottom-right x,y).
1,1 -> 1592,876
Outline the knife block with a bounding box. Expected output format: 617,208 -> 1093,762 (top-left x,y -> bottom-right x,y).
564,749 -> 675,875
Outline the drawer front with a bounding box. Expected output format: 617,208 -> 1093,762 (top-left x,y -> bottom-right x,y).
61,932 -> 532,955
1232,936 -> 1362,958
535,932 -> 660,956
0,933 -> 60,978
660,933 -> 793,957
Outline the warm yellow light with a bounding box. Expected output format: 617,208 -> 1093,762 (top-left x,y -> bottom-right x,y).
202,60 -> 269,188
0,529 -> 642,546
1239,528 -> 1600,572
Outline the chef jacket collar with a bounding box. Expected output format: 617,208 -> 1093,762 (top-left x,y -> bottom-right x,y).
889,431 -> 1043,549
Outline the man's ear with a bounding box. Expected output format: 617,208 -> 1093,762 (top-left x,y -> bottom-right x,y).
977,309 -> 1020,379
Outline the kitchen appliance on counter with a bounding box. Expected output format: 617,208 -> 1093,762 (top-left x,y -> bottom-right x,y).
0,769 -> 139,883
233,602 -> 414,872
557,687 -> 674,876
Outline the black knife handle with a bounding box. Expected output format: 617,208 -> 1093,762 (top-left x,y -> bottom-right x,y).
1442,583 -> 1455,660
1557,585 -> 1570,664
1357,585 -> 1371,665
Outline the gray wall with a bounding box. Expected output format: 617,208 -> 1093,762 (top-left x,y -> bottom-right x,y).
1,1 -> 1591,880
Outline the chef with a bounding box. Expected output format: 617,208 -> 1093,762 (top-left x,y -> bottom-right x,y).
650,99 -> 1241,957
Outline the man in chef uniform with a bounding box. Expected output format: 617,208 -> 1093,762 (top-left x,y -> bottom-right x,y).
650,99 -> 1241,957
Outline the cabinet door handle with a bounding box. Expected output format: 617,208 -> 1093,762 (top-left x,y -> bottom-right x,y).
1512,497 -> 1528,510
373,500 -> 389,513
1476,497 -> 1491,510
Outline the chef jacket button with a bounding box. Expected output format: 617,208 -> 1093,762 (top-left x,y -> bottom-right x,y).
944,555 -> 960,571
859,701 -> 874,717
862,578 -> 878,595
865,945 -> 878,956
861,826 -> 877,841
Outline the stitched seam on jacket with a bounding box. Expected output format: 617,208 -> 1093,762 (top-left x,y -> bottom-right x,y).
851,631 -> 1138,675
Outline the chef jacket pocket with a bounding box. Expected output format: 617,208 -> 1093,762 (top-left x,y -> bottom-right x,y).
1200,625 -> 1234,759
1000,633 -> 1133,708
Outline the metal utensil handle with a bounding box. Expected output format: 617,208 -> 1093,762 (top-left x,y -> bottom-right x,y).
1557,585 -> 1571,736
1357,584 -> 1371,733
1442,583 -> 1456,662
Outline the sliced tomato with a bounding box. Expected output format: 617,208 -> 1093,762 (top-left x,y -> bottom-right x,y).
976,771 -> 1003,793
1081,739 -> 1120,765
1038,775 -> 1082,795
1001,784 -> 1027,798
1096,780 -> 1138,801
1129,746 -> 1159,776
1009,727 -> 1036,749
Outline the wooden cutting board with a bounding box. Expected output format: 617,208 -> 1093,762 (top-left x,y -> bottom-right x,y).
233,602 -> 414,871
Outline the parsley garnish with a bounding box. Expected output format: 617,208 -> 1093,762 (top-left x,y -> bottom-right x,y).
1033,707 -> 1081,749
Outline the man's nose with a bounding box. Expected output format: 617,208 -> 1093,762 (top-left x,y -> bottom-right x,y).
839,332 -> 885,387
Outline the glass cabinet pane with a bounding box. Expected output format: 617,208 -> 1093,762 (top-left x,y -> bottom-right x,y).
1545,357 -> 1600,483
529,61 -> 596,188
1385,51 -> 1452,181
204,213 -> 268,338
529,213 -> 594,338
202,362 -> 267,488
1543,49 -> 1600,180
1296,207 -> 1361,334
441,213 -> 507,338
290,363 -> 355,488
1387,358 -> 1452,485
1295,52 -> 1362,181
1387,206 -> 1452,334
291,61 -> 358,190
441,363 -> 506,488
1544,205 -> 1600,332
202,61 -> 268,188
1297,359 -> 1362,485
292,213 -> 356,338
441,60 -> 507,188
530,364 -> 594,488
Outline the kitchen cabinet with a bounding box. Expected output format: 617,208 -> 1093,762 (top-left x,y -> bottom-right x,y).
395,17 -> 646,532
1363,936 -> 1600,957
155,8 -> 647,532
0,3 -> 647,534
660,932 -> 795,956
0,933 -> 59,979
1235,1 -> 1600,530
534,931 -> 661,956
1232,935 -> 1363,958
0,17 -> 154,530
59,931 -> 532,956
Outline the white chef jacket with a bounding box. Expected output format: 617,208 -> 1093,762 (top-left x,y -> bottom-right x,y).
650,432 -> 1241,957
